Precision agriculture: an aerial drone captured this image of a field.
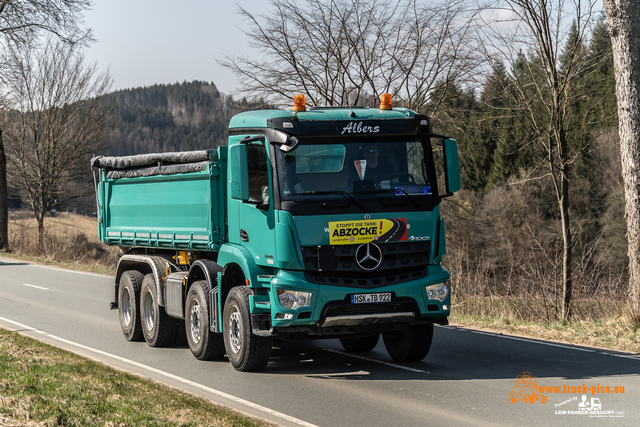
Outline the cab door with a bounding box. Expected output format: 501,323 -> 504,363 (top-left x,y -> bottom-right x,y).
228,141 -> 277,267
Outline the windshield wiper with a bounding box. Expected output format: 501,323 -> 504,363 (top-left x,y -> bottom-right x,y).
289,190 -> 368,211
353,188 -> 424,210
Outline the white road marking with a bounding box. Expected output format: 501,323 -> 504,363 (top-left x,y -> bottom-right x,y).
606,353 -> 640,360
0,256 -> 111,278
443,325 -> 640,360
0,316 -> 319,427
308,370 -> 371,378
28,263 -> 111,278
468,329 -> 595,352
322,348 -> 428,373
23,283 -> 49,291
0,317 -> 46,334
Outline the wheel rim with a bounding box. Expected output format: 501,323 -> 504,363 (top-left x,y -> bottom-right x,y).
228,305 -> 242,354
189,300 -> 202,344
122,287 -> 132,326
144,289 -> 155,331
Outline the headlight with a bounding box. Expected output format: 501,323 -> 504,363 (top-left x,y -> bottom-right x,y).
277,290 -> 312,310
426,282 -> 449,301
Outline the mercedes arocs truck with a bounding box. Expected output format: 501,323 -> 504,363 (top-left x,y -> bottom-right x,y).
92,94 -> 460,371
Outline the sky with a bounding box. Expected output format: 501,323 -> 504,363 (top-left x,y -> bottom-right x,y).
83,0 -> 271,95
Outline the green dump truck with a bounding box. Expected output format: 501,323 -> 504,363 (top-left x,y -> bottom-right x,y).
92,95 -> 461,371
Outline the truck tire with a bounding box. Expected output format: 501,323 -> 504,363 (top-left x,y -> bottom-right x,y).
186,280 -> 225,360
140,274 -> 177,347
339,333 -> 380,352
223,287 -> 273,371
382,323 -> 434,362
118,270 -> 144,341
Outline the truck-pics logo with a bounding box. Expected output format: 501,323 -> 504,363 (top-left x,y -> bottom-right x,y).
509,371 -> 626,418
509,372 -> 547,404
328,218 -> 408,245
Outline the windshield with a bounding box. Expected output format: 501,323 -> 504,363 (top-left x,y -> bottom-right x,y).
275,140 -> 434,201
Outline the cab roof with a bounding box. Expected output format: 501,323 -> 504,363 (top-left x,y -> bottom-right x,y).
228,107 -> 418,129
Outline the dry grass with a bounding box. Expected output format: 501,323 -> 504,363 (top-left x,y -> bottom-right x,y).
0,329 -> 275,427
6,210 -> 119,274
450,313 -> 640,354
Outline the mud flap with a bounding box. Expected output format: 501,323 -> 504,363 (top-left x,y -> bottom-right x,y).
251,314 -> 273,336
209,286 -> 218,332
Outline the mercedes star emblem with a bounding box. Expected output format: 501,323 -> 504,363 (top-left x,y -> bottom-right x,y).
355,242 -> 383,271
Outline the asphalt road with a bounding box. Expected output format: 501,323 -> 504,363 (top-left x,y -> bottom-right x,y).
1,257 -> 638,427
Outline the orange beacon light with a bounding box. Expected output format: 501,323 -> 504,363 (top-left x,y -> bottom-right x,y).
380,93 -> 392,110
293,94 -> 306,112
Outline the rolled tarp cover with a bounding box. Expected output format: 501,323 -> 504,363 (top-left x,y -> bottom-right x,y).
91,150 -> 211,169
104,161 -> 210,179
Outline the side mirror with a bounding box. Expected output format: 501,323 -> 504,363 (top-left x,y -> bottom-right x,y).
228,143 -> 249,200
443,138 -> 461,194
280,136 -> 300,153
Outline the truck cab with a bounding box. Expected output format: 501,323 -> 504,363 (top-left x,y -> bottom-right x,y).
93,94 -> 461,371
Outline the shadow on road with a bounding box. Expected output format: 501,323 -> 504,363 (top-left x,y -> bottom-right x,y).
0,260 -> 30,266
258,326 -> 640,382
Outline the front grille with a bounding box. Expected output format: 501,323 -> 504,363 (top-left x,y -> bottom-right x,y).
302,241 -> 430,289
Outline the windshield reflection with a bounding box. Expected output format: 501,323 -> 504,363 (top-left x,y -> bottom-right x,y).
275,140 -> 433,200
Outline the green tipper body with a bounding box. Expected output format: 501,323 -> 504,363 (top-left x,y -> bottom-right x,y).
96,151 -> 227,251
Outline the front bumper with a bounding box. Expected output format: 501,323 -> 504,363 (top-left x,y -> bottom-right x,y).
250,266 -> 451,336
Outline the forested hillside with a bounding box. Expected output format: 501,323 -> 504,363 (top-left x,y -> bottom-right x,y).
4,81 -> 266,214
102,81 -> 266,156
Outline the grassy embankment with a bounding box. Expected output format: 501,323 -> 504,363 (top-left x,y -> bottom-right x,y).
0,329 -> 273,427
5,210 -> 119,275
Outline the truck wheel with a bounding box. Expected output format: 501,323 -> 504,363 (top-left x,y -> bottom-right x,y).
382,323 -> 434,362
118,270 -> 144,341
186,280 -> 225,360
339,333 -> 380,352
223,287 -> 273,371
140,274 -> 177,347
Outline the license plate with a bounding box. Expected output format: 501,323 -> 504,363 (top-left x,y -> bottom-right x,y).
351,293 -> 391,304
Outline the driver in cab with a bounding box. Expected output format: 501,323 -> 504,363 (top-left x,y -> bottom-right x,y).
349,143 -> 396,188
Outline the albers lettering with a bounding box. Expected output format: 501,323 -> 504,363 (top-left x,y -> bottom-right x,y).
341,121 -> 380,135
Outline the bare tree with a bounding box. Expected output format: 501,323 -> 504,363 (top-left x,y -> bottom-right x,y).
0,0 -> 92,46
0,0 -> 93,251
1,39 -> 111,252
220,0 -> 481,112
602,0 -> 640,319
479,0 -> 604,319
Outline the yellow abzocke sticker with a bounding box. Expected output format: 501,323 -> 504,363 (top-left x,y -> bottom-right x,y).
328,219 -> 402,245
